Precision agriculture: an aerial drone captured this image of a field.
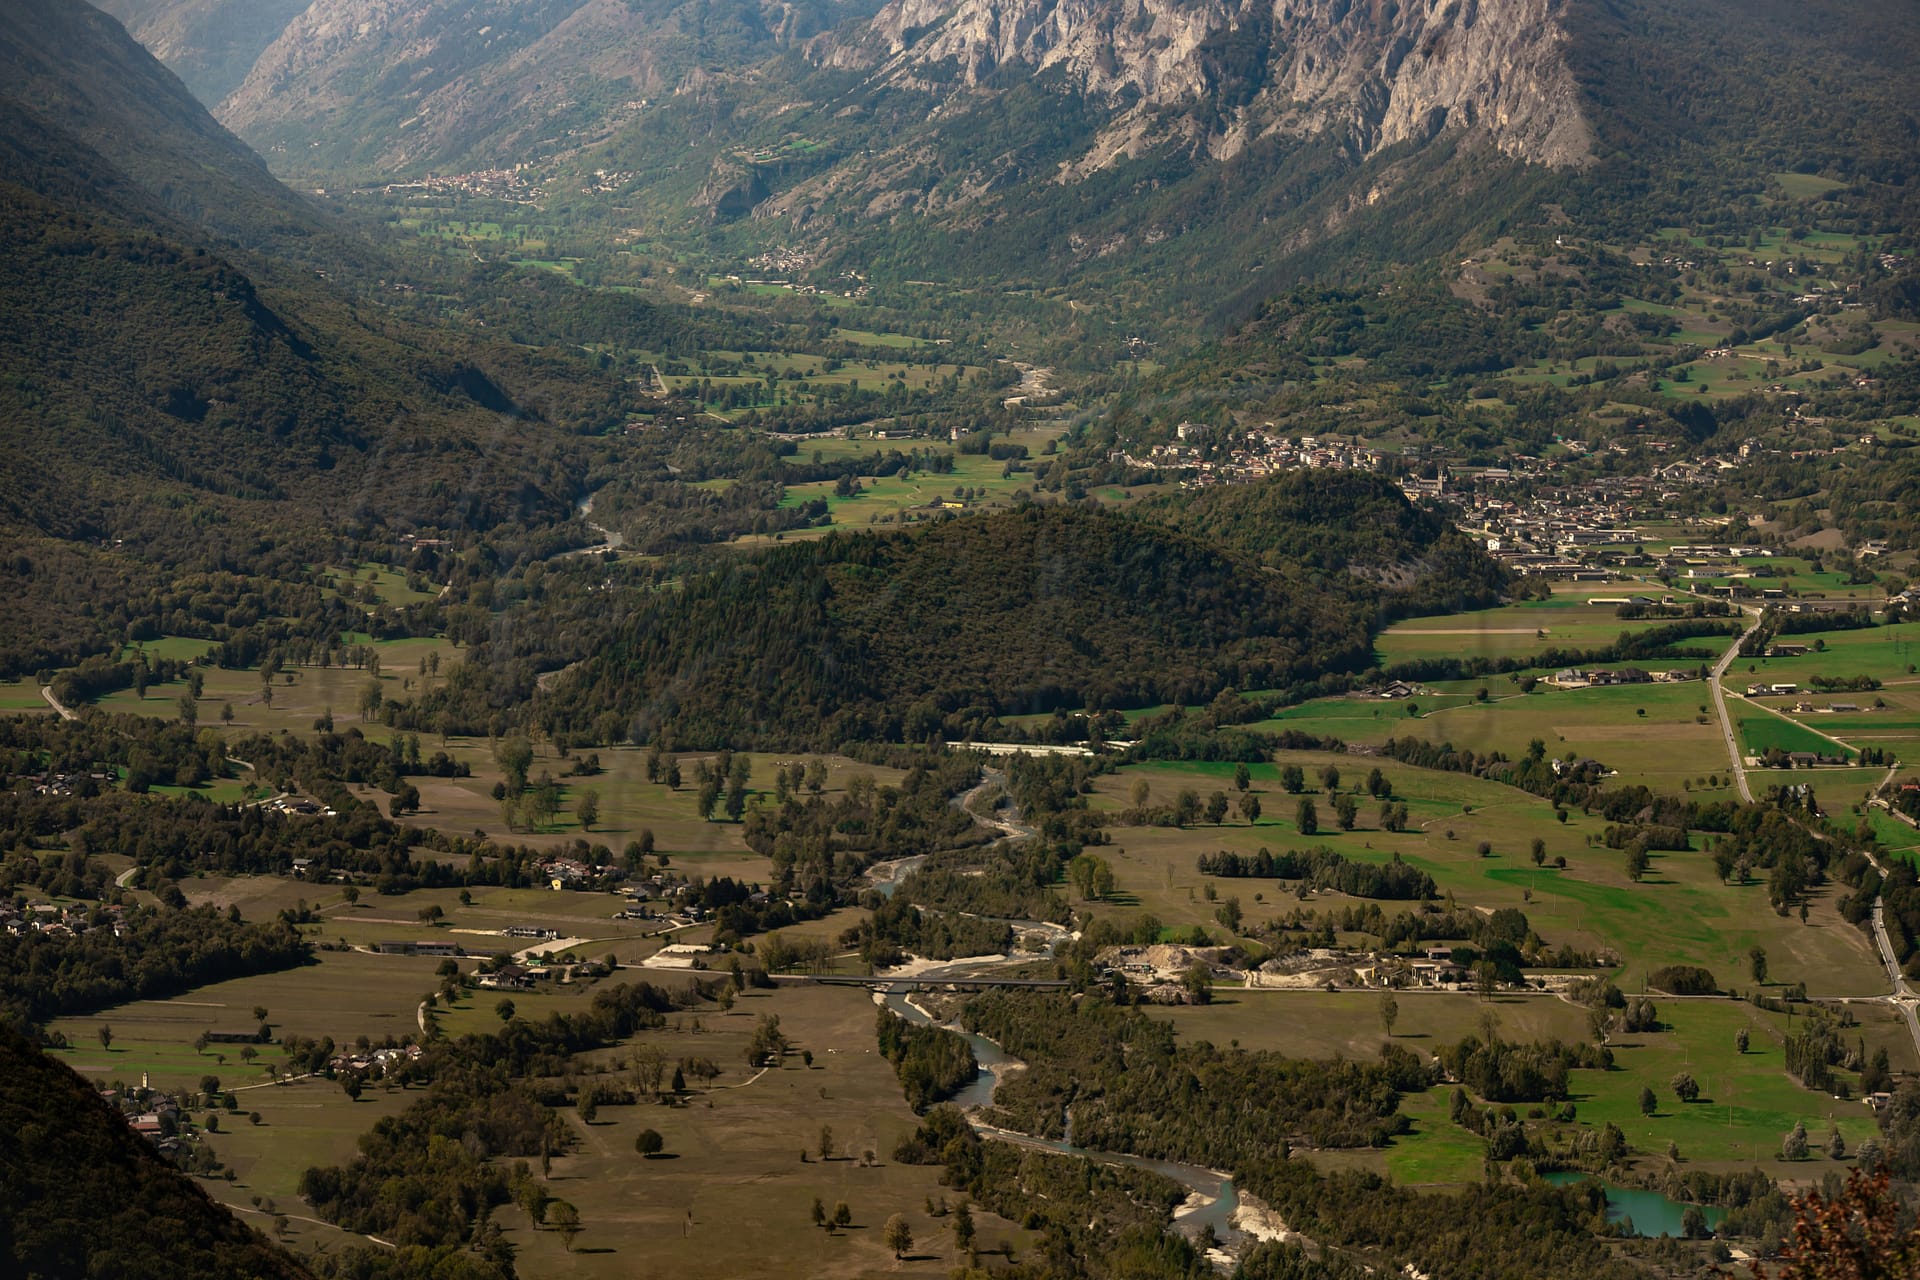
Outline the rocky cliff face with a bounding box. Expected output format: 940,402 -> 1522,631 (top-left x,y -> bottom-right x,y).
815,0 -> 1593,170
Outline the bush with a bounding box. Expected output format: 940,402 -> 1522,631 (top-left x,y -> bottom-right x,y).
1647,965 -> 1718,996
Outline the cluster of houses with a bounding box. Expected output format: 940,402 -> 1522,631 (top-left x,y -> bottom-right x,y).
1745,682 -> 1801,697
378,165 -> 545,204
324,1042 -> 424,1077
267,796 -> 336,819
1758,750 -> 1852,770
1109,426 -> 1389,481
1361,680 -> 1429,700
1,899 -> 125,940
1548,667 -> 1658,689
104,1079 -> 194,1151
477,962 -> 541,990
1095,410 -> 1906,609
1097,942 -> 1579,1001
372,938 -> 463,958
23,770 -> 114,796
540,855 -> 599,890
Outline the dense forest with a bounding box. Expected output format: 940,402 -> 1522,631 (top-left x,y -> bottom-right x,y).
964,992 -> 1425,1162
1141,472 -> 1511,621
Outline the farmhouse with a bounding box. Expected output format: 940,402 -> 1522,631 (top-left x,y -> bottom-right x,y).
374,940 -> 462,957
478,963 -> 533,990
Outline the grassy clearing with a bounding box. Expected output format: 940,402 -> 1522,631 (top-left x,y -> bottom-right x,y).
0,680 -> 53,711
122,635 -> 218,662
757,432 -> 1066,536
831,327 -> 930,348
327,562 -> 442,609
87,638 -> 463,739
1745,622 -> 1920,684
1158,991 -> 1901,1188
1157,989 -> 1586,1061
1390,682 -> 1729,795
396,743 -> 906,855
1562,1000 -> 1884,1173
45,950 -> 442,1092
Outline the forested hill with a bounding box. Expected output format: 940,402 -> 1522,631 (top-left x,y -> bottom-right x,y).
0,1025 -> 315,1280
543,502 -> 1378,749
1140,472 -> 1511,621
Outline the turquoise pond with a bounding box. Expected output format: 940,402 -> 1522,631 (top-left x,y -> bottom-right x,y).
1544,1173 -> 1728,1237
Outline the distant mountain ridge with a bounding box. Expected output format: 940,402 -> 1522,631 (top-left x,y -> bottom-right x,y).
186,0 -> 877,177
81,0 -> 1920,337
93,0 -> 313,106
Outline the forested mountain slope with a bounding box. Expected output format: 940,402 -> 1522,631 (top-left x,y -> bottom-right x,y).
2,0 -> 346,254
0,1025 -> 315,1280
543,502 -> 1378,748
0,0 -> 610,676
93,0 -> 315,106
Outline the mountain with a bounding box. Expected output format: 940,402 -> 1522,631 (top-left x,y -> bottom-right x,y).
540,500 -> 1399,748
203,0 -> 878,179
92,0 -> 315,111
0,0 -> 609,676
0,0 -> 349,251
812,0 -> 1594,170
0,1025 -> 315,1280
106,0 -> 1913,343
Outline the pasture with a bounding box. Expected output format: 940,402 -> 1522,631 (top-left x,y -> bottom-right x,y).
471,982 -> 1022,1279
1371,589 -> 1679,667
1091,754 -> 1891,996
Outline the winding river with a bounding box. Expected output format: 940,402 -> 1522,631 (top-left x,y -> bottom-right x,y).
564,489 -> 625,555
881,985 -> 1245,1251
870,764 -> 1248,1255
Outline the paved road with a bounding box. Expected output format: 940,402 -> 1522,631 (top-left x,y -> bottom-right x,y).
1855,840 -> 1920,1052
41,686 -> 77,720
1709,610 -> 1766,803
